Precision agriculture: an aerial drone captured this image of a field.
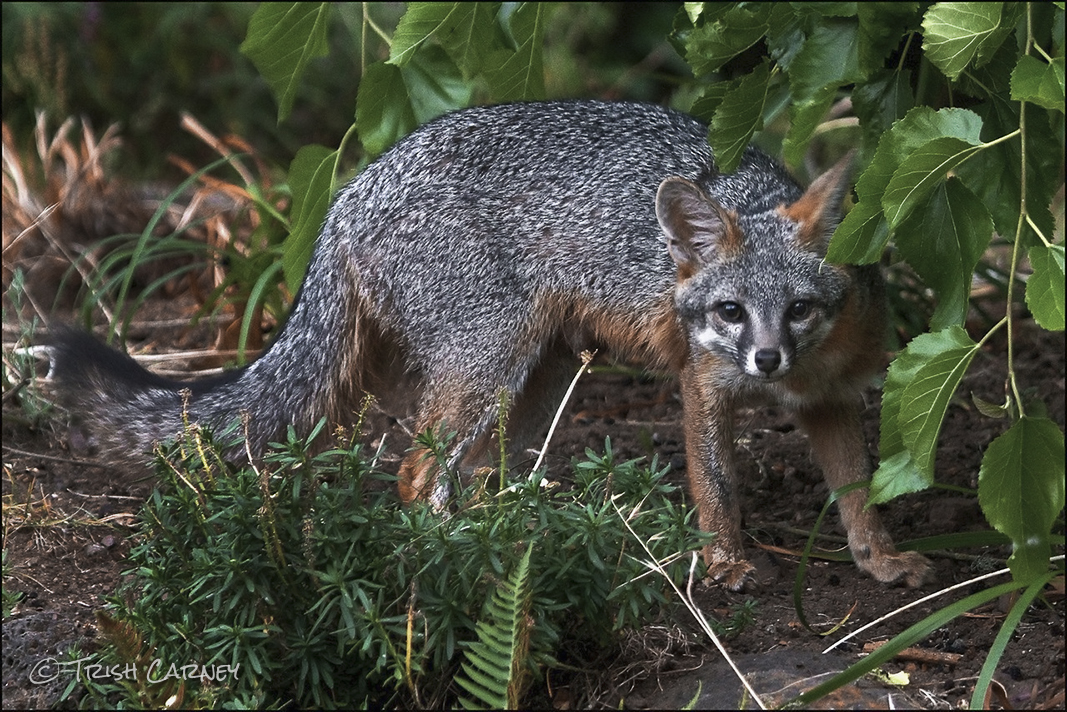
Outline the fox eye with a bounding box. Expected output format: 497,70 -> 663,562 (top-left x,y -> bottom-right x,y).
715,302 -> 745,323
788,300 -> 810,319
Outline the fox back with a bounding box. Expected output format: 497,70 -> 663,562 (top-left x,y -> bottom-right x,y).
52,101 -> 929,589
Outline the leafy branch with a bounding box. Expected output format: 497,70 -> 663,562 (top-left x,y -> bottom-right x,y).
676,1 -> 1064,585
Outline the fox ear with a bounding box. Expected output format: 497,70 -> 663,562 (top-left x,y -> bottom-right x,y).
656,177 -> 742,277
781,150 -> 855,254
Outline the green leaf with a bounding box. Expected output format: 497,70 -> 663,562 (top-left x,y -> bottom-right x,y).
355,62 -> 418,156
783,85 -> 835,168
485,2 -> 548,101
388,2 -> 458,66
240,2 -> 331,122
882,136 -> 983,228
1011,54 -> 1067,113
283,145 -> 338,294
880,106 -> 986,153
766,3 -> 805,70
871,326 -> 979,502
869,450 -> 928,504
978,417 -> 1065,581
1027,244 -> 1066,331
682,2 -> 704,26
387,2 -> 505,78
895,178 -> 993,330
973,393 -> 1012,419
898,326 -> 981,478
708,60 -> 770,173
403,45 -> 472,123
852,70 -> 915,149
681,4 -> 771,76
922,2 -> 1010,80
856,3 -> 922,75
793,2 -> 858,18
954,33 -> 1015,99
436,2 -> 504,79
827,198 -> 889,264
356,47 -> 469,156
687,81 -> 731,123
827,106 -> 984,263
955,98 -> 1059,248
788,18 -> 862,104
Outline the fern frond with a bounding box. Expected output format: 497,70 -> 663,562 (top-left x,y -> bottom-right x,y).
456,546 -> 534,710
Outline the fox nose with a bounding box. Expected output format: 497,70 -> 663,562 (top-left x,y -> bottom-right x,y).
754,348 -> 782,374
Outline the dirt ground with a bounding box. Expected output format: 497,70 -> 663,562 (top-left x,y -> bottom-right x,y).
2,309 -> 1064,709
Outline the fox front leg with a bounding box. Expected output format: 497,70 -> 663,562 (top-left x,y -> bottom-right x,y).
797,400 -> 931,587
680,359 -> 755,591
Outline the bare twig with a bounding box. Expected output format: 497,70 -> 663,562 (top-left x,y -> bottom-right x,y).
533,350 -> 595,472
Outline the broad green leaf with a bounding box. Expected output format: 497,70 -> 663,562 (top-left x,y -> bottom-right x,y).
240,2 -> 331,122
858,106 -> 983,205
1011,54 -> 1067,113
875,344 -> 931,499
283,145 -> 338,293
1027,244 -> 1066,331
683,2 -> 703,25
955,33 -> 1014,99
979,417 -> 1065,581
436,1 -> 503,79
954,98 -> 1058,248
871,327 -> 978,502
898,326 -> 981,478
682,4 -> 771,76
852,70 -> 915,149
388,2 -> 458,66
485,2 -> 548,101
879,106 -> 985,158
895,178 -> 994,330
766,3 -> 805,70
355,62 -> 418,156
356,48 -> 469,156
387,2 -> 504,77
402,45 -> 472,124
870,450 -> 928,504
687,81 -> 731,123
857,3 -> 921,74
783,85 -> 835,168
791,2 -> 858,17
828,107 -> 983,264
669,2 -> 732,59
881,136 -> 982,228
922,2 -> 1009,80
826,199 -> 889,264
708,60 -> 770,173
788,19 -> 862,104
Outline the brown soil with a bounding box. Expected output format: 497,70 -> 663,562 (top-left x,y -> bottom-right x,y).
2,312 -> 1064,709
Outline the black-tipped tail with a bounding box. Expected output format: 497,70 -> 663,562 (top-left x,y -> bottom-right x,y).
49,327 -> 241,461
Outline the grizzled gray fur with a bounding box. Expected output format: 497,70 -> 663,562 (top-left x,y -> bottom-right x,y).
50,100 -> 931,590
52,101 -> 798,462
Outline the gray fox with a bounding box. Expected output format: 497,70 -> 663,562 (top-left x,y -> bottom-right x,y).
52,100 -> 930,590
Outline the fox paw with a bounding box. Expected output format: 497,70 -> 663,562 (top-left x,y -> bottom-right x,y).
705,559 -> 757,592
860,549 -> 932,588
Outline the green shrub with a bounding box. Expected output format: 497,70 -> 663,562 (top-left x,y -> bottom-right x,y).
77,419 -> 710,709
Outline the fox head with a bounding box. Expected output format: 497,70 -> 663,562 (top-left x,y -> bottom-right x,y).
655,155 -> 855,384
